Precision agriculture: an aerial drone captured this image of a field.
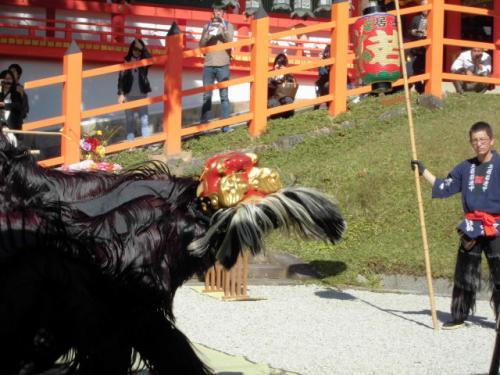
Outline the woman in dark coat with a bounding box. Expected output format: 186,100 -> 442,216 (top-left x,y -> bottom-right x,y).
117,39 -> 152,141
0,69 -> 23,131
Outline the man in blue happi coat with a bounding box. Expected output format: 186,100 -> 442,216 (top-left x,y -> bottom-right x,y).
412,121 -> 500,329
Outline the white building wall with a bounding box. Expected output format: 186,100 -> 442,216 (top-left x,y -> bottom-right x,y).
55,10 -> 111,42
0,57 -> 316,126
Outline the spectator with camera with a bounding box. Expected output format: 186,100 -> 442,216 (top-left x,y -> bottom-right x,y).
268,53 -> 299,119
199,2 -> 234,131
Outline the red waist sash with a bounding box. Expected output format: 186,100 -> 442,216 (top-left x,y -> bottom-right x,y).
465,211 -> 500,236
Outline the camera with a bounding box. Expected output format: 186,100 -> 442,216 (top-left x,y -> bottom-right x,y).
208,17 -> 223,36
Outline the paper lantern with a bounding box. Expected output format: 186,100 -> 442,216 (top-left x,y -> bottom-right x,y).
314,0 -> 332,16
291,0 -> 315,18
352,12 -> 401,92
272,0 -> 292,12
245,0 -> 261,16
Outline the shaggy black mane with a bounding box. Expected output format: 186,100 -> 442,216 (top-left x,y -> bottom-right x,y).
0,134 -> 345,375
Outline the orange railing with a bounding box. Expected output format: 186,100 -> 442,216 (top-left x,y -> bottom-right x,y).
20,1 -> 500,167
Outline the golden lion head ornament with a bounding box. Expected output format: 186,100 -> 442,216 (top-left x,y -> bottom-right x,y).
190,151 -> 346,267
196,151 -> 282,211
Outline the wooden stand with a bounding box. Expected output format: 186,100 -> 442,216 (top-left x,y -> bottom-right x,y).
204,252 -> 249,300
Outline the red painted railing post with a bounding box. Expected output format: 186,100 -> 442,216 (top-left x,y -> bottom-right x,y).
329,1 -> 350,117
64,22 -> 72,42
62,41 -> 82,165
445,0 -> 461,73
425,0 -> 444,97
46,7 -> 55,38
248,8 -> 269,137
111,13 -> 125,44
237,24 -> 251,53
493,0 -> 500,77
164,23 -> 183,156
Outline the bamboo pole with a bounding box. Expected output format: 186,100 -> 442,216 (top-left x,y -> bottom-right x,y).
489,313 -> 500,374
394,0 -> 439,330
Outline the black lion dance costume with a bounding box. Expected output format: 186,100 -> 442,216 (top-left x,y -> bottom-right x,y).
0,133 -> 345,375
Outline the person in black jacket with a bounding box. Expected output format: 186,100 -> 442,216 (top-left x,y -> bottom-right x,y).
0,70 -> 24,144
8,64 -> 29,121
117,39 -> 152,141
406,9 -> 427,94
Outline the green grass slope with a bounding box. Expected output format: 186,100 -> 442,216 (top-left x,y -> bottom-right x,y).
108,93 -> 500,286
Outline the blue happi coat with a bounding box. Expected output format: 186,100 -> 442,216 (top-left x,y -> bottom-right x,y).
432,150 -> 500,238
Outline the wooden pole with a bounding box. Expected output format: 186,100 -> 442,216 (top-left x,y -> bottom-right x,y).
248,7 -> 269,137
164,22 -> 183,156
329,0 -> 349,117
425,0 -> 444,97
445,0 -> 461,75
62,41 -> 83,166
394,0 -> 439,330
493,0 -> 500,78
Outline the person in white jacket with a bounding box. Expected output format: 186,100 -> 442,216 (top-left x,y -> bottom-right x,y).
451,48 -> 494,94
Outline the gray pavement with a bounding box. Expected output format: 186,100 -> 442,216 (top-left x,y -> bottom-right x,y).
442,81 -> 500,95
174,284 -> 497,375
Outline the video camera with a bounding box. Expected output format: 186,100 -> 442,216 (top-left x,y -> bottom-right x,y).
208,17 -> 224,36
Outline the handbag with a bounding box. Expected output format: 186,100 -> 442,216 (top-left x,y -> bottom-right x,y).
275,78 -> 299,100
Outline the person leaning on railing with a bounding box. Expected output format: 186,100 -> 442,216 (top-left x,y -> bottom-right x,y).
267,53 -> 299,119
451,47 -> 495,94
117,39 -> 152,141
198,2 -> 234,132
314,45 -> 330,110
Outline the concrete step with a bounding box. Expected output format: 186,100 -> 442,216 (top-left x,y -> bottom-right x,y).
191,252 -> 318,283
247,263 -> 287,279
248,251 -> 319,280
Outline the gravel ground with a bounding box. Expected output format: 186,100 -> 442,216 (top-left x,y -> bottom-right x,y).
174,284 -> 497,375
